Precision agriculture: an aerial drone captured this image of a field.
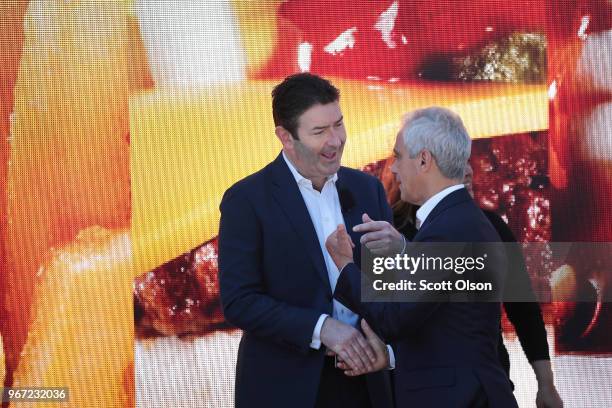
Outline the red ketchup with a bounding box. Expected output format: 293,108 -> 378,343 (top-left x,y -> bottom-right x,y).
256,0 -> 545,80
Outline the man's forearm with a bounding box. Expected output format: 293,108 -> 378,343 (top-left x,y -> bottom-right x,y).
531,359 -> 556,387
222,290 -> 323,353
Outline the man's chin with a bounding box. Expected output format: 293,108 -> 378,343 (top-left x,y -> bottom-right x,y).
322,162 -> 341,175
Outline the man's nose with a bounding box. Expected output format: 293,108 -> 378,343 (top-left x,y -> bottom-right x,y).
390,160 -> 398,174
326,128 -> 343,148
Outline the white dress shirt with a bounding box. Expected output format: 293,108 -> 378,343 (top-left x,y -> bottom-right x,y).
282,153 -> 359,349
415,184 -> 465,229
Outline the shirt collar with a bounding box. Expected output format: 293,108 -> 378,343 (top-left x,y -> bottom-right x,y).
415,184 -> 465,229
282,151 -> 338,188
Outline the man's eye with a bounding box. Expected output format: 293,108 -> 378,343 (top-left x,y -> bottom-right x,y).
334,122 -> 343,128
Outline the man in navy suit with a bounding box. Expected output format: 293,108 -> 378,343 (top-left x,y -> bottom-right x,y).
218,73 -> 393,408
326,107 -> 519,407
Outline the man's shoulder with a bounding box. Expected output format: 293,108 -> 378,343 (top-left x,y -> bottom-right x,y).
227,170 -> 261,193
422,197 -> 501,241
221,163 -> 272,204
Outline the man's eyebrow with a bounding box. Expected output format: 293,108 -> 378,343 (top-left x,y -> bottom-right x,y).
393,148 -> 400,156
311,116 -> 344,131
311,124 -> 330,131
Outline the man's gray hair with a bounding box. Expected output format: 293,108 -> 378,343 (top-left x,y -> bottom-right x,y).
400,107 -> 471,180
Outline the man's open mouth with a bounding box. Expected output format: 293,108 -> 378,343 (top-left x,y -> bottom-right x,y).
321,151 -> 337,160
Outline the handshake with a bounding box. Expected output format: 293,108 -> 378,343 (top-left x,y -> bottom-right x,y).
320,317 -> 390,376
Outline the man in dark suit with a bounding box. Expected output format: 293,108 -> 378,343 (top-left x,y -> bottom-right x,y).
326,107 -> 519,407
218,73 -> 393,408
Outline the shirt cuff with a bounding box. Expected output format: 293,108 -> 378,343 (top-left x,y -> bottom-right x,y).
310,314 -> 329,349
386,345 -> 396,370
399,234 -> 407,255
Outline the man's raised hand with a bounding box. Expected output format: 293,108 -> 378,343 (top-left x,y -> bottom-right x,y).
325,224 -> 355,271
353,213 -> 405,255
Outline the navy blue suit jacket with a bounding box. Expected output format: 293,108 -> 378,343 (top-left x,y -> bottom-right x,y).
219,153 -> 393,408
335,188 -> 519,408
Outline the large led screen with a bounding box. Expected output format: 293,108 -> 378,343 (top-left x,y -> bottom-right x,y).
1,1 -> 611,407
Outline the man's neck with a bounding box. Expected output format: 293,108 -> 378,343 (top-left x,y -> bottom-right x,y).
422,179 -> 461,204
311,178 -> 325,192
416,182 -> 465,227
282,150 -> 327,191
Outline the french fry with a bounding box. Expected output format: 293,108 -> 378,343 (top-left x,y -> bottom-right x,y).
4,0 -> 131,376
229,0 -> 283,76
0,0 -> 29,377
1,333 -> 5,387
11,227 -> 133,408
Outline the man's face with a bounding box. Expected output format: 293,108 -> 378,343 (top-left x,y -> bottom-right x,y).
390,131 -> 423,205
286,102 -> 346,184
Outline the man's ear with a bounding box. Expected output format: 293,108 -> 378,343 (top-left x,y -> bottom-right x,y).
420,150 -> 434,172
275,126 -> 294,149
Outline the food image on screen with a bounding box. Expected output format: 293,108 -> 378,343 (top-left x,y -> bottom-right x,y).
1,0 -> 611,407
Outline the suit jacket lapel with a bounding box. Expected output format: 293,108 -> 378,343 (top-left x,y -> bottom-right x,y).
268,153 -> 332,295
